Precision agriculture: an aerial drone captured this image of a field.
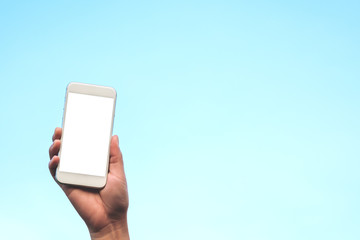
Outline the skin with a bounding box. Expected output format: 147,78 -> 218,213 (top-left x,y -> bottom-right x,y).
48,127 -> 130,240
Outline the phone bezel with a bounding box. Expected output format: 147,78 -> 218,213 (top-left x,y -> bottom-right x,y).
55,82 -> 116,189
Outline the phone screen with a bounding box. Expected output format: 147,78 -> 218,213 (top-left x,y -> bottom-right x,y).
59,92 -> 114,177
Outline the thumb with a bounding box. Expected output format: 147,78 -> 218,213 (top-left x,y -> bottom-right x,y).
108,135 -> 125,176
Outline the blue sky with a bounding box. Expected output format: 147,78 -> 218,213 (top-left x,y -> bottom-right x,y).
0,1 -> 359,239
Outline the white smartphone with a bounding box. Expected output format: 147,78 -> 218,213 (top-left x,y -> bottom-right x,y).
56,82 -> 117,188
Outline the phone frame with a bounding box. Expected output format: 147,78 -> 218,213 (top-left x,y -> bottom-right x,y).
55,82 -> 117,188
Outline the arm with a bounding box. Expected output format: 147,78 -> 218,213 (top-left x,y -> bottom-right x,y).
49,127 -> 130,240
90,221 -> 129,240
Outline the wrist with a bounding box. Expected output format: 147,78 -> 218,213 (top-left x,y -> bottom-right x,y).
90,220 -> 129,240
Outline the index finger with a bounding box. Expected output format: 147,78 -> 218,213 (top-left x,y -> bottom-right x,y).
52,127 -> 62,141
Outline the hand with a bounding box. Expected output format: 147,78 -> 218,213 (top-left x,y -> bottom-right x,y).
49,127 -> 130,240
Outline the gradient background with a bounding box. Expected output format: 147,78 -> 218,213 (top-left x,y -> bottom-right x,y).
0,1 -> 359,239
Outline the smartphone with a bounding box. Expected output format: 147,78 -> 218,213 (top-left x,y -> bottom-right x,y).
55,82 -> 116,188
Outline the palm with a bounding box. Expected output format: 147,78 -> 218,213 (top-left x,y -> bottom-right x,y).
63,172 -> 128,231
64,187 -> 108,230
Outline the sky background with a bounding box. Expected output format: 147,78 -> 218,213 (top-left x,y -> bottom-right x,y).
0,1 -> 359,239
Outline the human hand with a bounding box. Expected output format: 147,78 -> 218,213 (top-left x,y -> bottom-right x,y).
49,127 -> 130,240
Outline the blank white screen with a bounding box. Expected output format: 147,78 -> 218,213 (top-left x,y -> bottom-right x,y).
59,92 -> 114,177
